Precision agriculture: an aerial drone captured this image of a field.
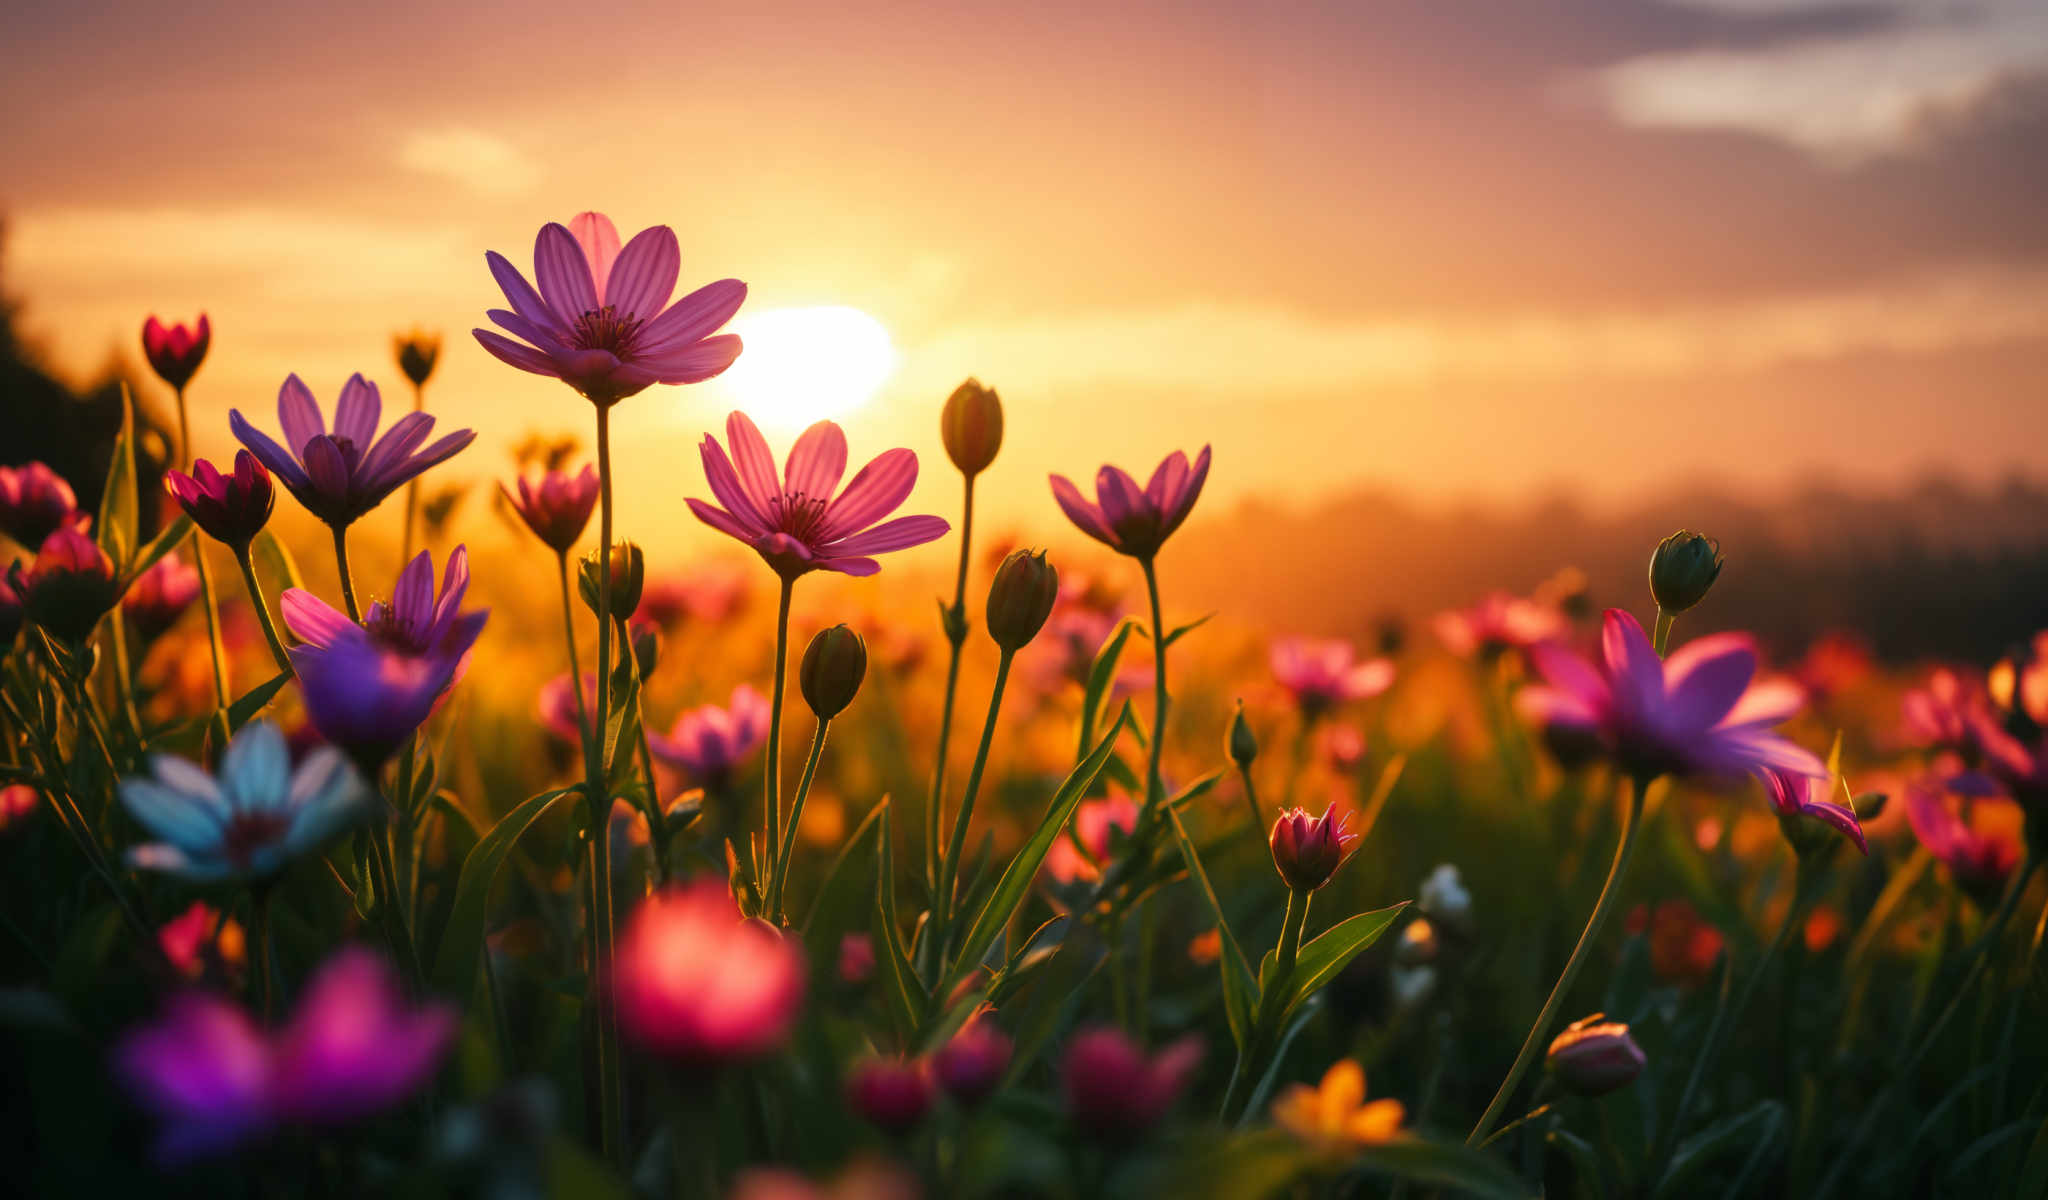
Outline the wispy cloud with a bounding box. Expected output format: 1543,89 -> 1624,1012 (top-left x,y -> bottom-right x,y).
396,128 -> 538,196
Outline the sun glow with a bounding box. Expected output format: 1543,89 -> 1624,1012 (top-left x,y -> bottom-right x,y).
716,306 -> 896,430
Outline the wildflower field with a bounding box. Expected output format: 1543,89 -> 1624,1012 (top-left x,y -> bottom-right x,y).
3,212 -> 2047,1200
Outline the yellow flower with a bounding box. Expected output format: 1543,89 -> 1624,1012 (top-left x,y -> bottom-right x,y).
1272,1059 -> 1405,1149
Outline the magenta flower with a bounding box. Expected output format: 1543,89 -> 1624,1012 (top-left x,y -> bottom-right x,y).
1049,446 -> 1211,559
689,413 -> 949,579
501,465 -> 599,553
230,373 -> 475,529
933,1015 -> 1013,1108
1518,610 -> 1824,783
1045,791 -> 1141,886
283,548 -> 488,768
1061,1027 -> 1202,1140
1270,637 -> 1395,717
648,684 -> 770,780
122,554 -> 201,641
1761,769 -> 1867,856
538,671 -> 597,745
0,462 -> 88,550
844,1057 -> 934,1133
1907,780 -> 2023,905
1971,715 -> 2048,816
114,994 -> 273,1163
142,314 -> 211,391
611,880 -> 807,1064
1269,804 -> 1361,892
637,565 -> 749,628
20,527 -> 121,643
166,451 -> 275,551
1900,668 -> 1992,757
1433,591 -> 1566,659
474,211 -> 745,406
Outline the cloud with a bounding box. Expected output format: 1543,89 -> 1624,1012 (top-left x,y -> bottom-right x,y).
1589,0 -> 2048,162
396,128 -> 538,196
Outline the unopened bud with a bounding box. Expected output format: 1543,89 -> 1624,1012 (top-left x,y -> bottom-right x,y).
941,378 -> 1003,478
394,329 -> 441,388
631,623 -> 661,681
986,548 -> 1058,651
1648,530 -> 1722,615
1228,702 -> 1259,767
844,1057 -> 933,1134
578,541 -> 644,622
933,1017 -> 1013,1108
1547,1015 -> 1646,1097
800,625 -> 868,719
1269,806 -> 1359,893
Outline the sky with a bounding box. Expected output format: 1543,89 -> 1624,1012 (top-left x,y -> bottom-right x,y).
4,0 -> 2046,555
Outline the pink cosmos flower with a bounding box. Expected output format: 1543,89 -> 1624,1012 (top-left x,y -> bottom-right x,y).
166,451 -> 275,550
1433,591 -> 1566,659
1061,1027 -> 1202,1140
122,554 -> 201,641
1270,637 -> 1395,716
231,374 -> 475,529
1517,609 -> 1824,783
0,462 -> 88,550
142,314 -> 211,391
647,684 -> 771,780
1269,805 -> 1361,891
611,880 -> 806,1064
1049,446 -> 1212,559
689,413 -> 950,579
1761,769 -> 1867,856
0,784 -> 35,831
1044,791 -> 1141,885
1907,781 -> 2023,905
474,211 -> 745,406
501,465 -> 599,553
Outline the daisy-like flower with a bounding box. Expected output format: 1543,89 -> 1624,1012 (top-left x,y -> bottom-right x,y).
689,412 -> 950,579
1272,1059 -> 1405,1150
165,451 -> 275,551
1270,637 -> 1395,717
501,464 -> 599,553
647,684 -> 771,780
1761,769 -> 1867,856
1907,779 -> 2023,908
474,211 -> 746,406
229,373 -> 475,529
283,548 -> 488,769
121,720 -> 369,881
1517,609 -> 1824,783
1049,446 -> 1212,560
1432,591 -> 1566,659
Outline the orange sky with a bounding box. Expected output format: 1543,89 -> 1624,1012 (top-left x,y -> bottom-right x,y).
5,0 -> 2047,560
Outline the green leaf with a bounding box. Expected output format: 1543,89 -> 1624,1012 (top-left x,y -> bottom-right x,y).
226,671 -> 292,731
1159,1130 -> 1316,1200
1355,1136 -> 1536,1200
1652,1100 -> 1784,1200
1546,1128 -> 1610,1200
944,703 -> 1131,997
1159,611 -> 1215,649
129,515 -> 193,578
1077,619 -> 1138,761
96,386 -> 139,566
1273,902 -> 1407,1024
802,800 -> 887,972
999,932 -> 1104,1088
1166,768 -> 1223,812
1165,804 -> 1257,1051
870,800 -> 928,1045
602,646 -> 642,784
430,786 -> 578,1002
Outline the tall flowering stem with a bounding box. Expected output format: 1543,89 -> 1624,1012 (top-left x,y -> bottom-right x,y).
585,404 -> 623,1167
1467,775 -> 1647,1145
766,719 -> 829,923
935,647 -> 1017,963
928,472 -> 974,891
763,577 -> 794,880
331,527 -> 362,623
1140,557 -> 1169,817
231,548 -> 292,673
556,552 -> 592,757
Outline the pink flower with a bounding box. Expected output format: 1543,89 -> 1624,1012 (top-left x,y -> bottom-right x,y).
1433,591 -> 1566,659
1907,780 -> 2023,905
1762,769 -> 1867,856
611,880 -> 806,1064
1061,1027 -> 1202,1139
501,465 -> 599,553
231,373 -> 475,529
1321,725 -> 1367,773
1517,609 -> 1824,783
1270,637 -> 1395,716
933,1015 -> 1013,1108
1269,805 -> 1361,892
1969,715 -> 2048,819
1901,668 -> 1992,757
844,1057 -> 934,1134
474,211 -> 745,407
1049,446 -> 1212,559
158,901 -> 243,981
1044,791 -> 1141,885
637,564 -> 749,628
0,462 -> 89,550
1546,1017 -> 1646,1097
0,784 -> 35,831
142,314 -> 211,390
20,527 -> 121,643
837,933 -> 875,985
122,554 -> 201,641
538,672 -> 597,745
166,451 -> 275,550
647,684 -> 771,780
689,413 -> 949,579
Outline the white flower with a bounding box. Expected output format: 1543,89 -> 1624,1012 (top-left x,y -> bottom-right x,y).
1418,863 -> 1472,933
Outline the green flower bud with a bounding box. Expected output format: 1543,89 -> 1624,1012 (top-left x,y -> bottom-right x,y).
1228,702 -> 1258,767
1648,530 -> 1722,615
578,541 -> 644,622
985,549 -> 1058,652
632,623 -> 661,682
941,378 -> 1004,478
800,624 -> 868,719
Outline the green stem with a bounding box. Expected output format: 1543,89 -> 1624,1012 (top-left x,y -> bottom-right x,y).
928,473 -> 974,893
173,386 -> 233,723
763,576 -> 795,880
555,552 -> 592,759
331,525 -> 362,623
586,403 -> 623,1169
1139,556 -> 1168,817
1652,609 -> 1677,656
1468,774 -> 1648,1145
767,719 -> 829,924
105,607 -> 144,738
400,382 -> 423,570
935,648 -> 1015,965
234,548 -> 292,672
1236,762 -> 1264,836
1222,887 -> 1312,1121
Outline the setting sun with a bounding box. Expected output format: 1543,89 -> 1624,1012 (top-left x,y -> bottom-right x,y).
715,305 -> 895,429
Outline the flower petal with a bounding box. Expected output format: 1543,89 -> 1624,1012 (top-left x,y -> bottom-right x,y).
784,422 -> 848,503
219,721 -> 290,814
724,412 -> 783,511
567,212 -> 621,305
604,225 -> 680,320
228,412 -> 312,491
472,329 -> 561,377
646,333 -> 743,384
281,587 -> 355,647
824,513 -> 950,558
332,374 -> 382,450
486,251 -> 567,338
276,374 -> 326,456
1664,634 -> 1757,729
821,448 -> 917,539
686,496 -> 760,544
638,280 -> 747,354
698,436 -> 770,534
1050,474 -> 1117,547
534,223 -> 598,321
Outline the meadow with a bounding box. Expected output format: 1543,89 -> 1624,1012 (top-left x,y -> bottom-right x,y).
3,211 -> 2046,1200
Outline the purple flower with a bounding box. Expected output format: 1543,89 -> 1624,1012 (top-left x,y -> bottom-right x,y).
1049,446 -> 1211,559
0,462 -> 89,550
230,373 -> 475,529
1761,769 -> 1867,856
1518,609 -> 1824,783
688,412 -> 950,579
648,684 -> 770,779
502,465 -> 599,553
1270,637 -> 1395,717
114,994 -> 272,1164
120,720 -> 369,882
283,548 -> 487,769
1432,591 -> 1566,659
474,211 -> 746,407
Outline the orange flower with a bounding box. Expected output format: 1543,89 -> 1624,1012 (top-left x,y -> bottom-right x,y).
1188,928 -> 1222,966
1272,1060 -> 1404,1150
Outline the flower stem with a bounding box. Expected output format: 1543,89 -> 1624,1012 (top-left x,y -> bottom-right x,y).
331,526 -> 362,623
1140,556 -> 1169,819
556,552 -> 592,760
767,719 -> 830,923
234,548 -> 293,673
763,576 -> 795,883
173,385 -> 234,726
399,381 -> 424,571
1467,773 -> 1648,1145
253,883 -> 276,1022
105,607 -> 144,738
928,473 -> 975,894
1222,886 -> 1312,1121
935,648 -> 1016,967
586,403 -> 623,1169
1652,609 -> 1677,656
1237,762 -> 1264,834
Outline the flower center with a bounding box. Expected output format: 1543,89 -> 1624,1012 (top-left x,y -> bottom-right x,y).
573,305 -> 644,357
768,491 -> 831,544
221,810 -> 291,868
363,602 -> 429,654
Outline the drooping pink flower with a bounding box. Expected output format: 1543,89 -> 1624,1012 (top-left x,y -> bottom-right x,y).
689,413 -> 949,579
1049,446 -> 1211,559
647,684 -> 771,780
1907,780 -> 2023,905
474,211 -> 746,406
283,548 -> 488,768
1433,591 -> 1567,659
122,554 -> 201,641
501,465 -> 599,553
1517,610 -> 1824,783
166,450 -> 276,550
1761,769 -> 1867,856
844,1057 -> 934,1134
1270,637 -> 1395,716
1044,791 -> 1141,885
142,314 -> 211,390
1269,804 -> 1361,892
230,373 -> 475,529
611,880 -> 806,1064
0,462 -> 89,550
1061,1027 -> 1202,1140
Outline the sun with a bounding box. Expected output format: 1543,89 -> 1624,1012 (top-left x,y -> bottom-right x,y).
716,306 -> 897,430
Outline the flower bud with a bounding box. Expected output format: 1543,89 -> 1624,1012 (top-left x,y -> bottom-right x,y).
940,378 -> 1003,478
1269,806 -> 1359,893
1648,530 -> 1722,615
394,329 -> 441,388
23,529 -> 121,644
631,622 -> 661,681
1228,702 -> 1259,767
141,314 -> 210,391
166,451 -> 275,551
800,625 -> 867,719
578,541 -> 644,622
985,549 -> 1058,651
933,1017 -> 1013,1109
837,933 -> 875,986
1546,1015 -> 1646,1097
844,1057 -> 933,1134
